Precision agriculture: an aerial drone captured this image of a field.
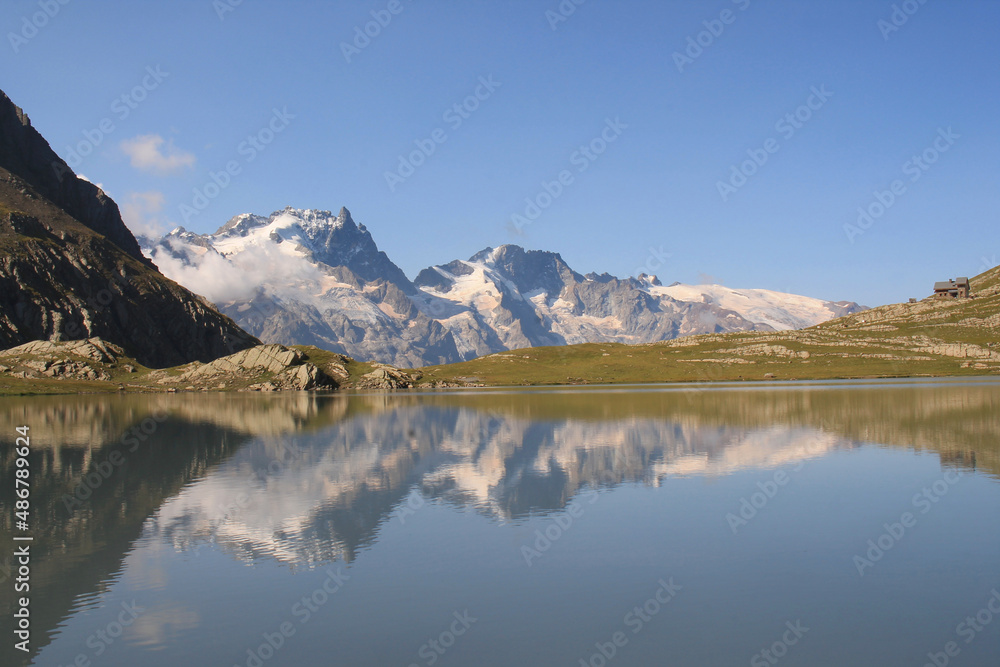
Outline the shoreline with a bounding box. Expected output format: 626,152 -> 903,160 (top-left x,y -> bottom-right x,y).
3,371 -> 999,398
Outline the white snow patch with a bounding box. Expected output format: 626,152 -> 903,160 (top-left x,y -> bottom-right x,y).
649,283 -> 838,330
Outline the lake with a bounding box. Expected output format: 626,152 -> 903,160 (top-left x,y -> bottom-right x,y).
2,379 -> 999,666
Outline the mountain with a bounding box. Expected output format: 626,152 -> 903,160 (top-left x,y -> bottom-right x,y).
146,207 -> 865,367
421,262 -> 1000,386
411,244 -> 864,359
0,89 -> 258,367
0,90 -> 145,261
147,207 -> 459,367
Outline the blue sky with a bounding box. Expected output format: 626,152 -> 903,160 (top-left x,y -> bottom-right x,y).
4,0 -> 998,306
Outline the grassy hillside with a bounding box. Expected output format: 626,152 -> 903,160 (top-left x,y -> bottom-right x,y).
416,264 -> 1000,386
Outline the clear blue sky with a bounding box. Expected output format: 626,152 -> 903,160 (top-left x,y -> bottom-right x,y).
4,0 -> 998,306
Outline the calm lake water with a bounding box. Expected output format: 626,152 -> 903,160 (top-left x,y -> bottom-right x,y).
2,379 -> 999,666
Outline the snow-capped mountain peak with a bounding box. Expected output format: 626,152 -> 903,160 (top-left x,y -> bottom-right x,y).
144,208 -> 866,367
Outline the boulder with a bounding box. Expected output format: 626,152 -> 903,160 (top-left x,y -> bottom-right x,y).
355,365 -> 415,389
178,344 -> 338,391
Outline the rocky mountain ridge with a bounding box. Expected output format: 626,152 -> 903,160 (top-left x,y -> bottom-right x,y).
148,207 -> 459,368
0,89 -> 259,367
147,207 -> 865,367
0,90 -> 146,262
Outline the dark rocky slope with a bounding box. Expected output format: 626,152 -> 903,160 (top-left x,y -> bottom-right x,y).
0,90 -> 145,262
0,90 -> 258,367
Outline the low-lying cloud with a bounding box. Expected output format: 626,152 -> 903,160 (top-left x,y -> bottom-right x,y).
147,237 -> 327,306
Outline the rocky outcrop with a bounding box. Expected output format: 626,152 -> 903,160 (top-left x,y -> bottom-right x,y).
354,364 -> 417,389
173,344 -> 339,391
0,338 -> 129,381
922,343 -> 1000,360
183,344 -> 308,377
2,338 -> 126,363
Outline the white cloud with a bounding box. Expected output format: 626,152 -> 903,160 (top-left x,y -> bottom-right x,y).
231,246 -> 328,298
150,242 -> 256,303
148,240 -> 327,306
120,134 -> 196,175
121,191 -> 169,239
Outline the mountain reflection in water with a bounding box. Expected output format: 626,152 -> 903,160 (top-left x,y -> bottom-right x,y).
0,379 -> 997,666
